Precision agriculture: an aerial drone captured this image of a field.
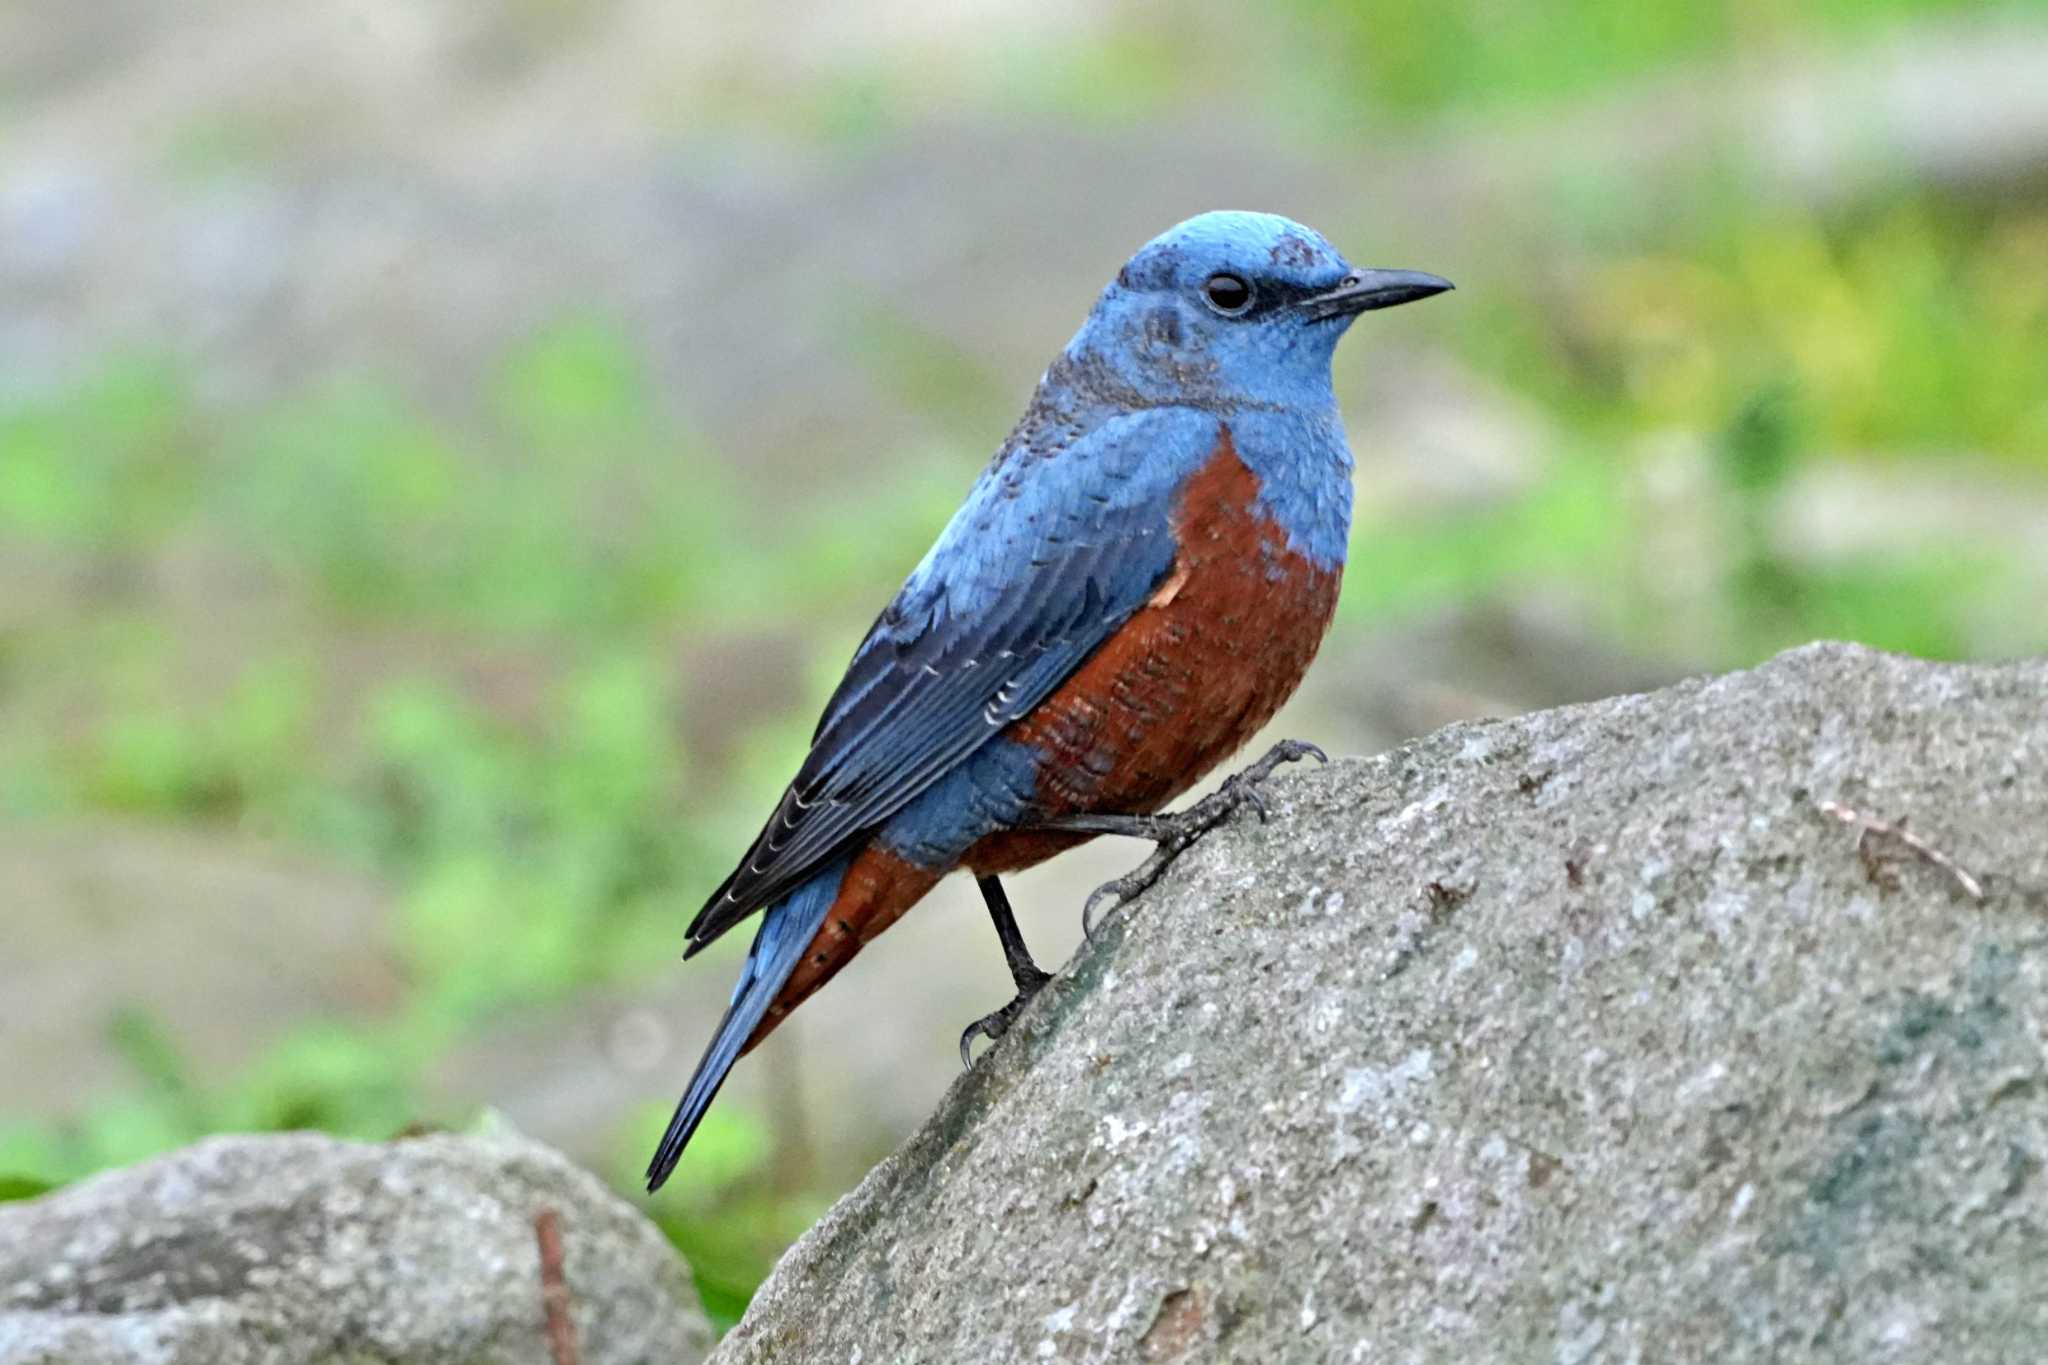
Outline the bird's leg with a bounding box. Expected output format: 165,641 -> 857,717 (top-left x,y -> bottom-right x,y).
1034,739 -> 1328,938
958,875 -> 1054,1068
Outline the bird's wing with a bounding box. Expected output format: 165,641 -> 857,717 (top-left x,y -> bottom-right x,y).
682,404 -> 1219,955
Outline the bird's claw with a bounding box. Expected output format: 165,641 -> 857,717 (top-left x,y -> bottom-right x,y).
957,1018 -> 993,1071
958,967 -> 1052,1069
1267,738 -> 1329,769
1076,738 -> 1326,939
1081,875 -> 1138,940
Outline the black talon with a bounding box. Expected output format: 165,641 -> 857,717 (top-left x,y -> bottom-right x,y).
959,975 -> 1050,1068
1043,738 -> 1327,938
1081,876 -> 1133,940
960,876 -> 1054,1068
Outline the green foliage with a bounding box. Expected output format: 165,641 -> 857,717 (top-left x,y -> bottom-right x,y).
344,655 -> 708,1019
1343,454 -> 1629,624
1562,204 -> 2048,466
0,360 -> 200,547
82,657 -> 317,821
220,330 -> 751,635
1279,0 -> 2026,122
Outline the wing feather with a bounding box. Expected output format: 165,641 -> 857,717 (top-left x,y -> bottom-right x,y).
682,406 -> 1214,955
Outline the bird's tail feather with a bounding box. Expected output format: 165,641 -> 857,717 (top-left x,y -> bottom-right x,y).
645,855 -> 851,1192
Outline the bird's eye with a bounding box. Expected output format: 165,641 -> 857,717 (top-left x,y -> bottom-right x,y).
1201,272 -> 1254,316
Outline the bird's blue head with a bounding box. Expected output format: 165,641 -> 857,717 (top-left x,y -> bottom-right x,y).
1064,211 -> 1451,411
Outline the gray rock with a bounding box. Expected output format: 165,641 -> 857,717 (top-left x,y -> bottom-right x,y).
714,643 -> 2048,1364
0,1128 -> 712,1365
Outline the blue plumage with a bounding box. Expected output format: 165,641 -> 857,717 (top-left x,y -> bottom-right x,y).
648,211 -> 1451,1192
647,854 -> 852,1182
877,735 -> 1044,867
684,402 -> 1210,949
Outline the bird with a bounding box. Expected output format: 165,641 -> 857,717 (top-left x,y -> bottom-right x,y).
645,210 -> 1450,1191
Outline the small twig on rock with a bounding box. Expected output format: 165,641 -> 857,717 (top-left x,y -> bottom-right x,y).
1816,800 -> 1984,903
534,1207 -> 582,1365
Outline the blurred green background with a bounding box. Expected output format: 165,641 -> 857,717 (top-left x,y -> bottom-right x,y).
3,0 -> 2045,1328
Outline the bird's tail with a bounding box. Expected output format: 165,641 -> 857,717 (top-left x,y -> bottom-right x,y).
645,855 -> 851,1192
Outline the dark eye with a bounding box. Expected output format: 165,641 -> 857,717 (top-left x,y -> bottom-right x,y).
1202,272 -> 1254,316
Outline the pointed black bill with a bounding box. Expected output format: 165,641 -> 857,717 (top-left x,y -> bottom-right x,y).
1302,268 -> 1454,320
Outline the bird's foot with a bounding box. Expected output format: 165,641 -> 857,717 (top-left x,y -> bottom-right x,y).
959,964 -> 1053,1069
1038,739 -> 1328,938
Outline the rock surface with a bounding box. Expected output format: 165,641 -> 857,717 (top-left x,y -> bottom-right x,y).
0,1128 -> 712,1365
714,643 -> 2048,1364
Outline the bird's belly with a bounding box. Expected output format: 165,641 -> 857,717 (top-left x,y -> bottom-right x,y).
968,435 -> 1343,875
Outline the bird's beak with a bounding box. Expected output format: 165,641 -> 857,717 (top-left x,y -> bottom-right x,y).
1302,268 -> 1455,320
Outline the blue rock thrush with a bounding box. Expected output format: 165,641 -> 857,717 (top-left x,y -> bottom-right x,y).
646,210 -> 1450,1190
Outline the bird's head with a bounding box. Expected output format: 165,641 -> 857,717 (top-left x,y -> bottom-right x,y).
1066,210 -> 1451,410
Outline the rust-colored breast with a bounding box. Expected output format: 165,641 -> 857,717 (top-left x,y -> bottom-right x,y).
967,426 -> 1342,875
746,426 -> 1341,1047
